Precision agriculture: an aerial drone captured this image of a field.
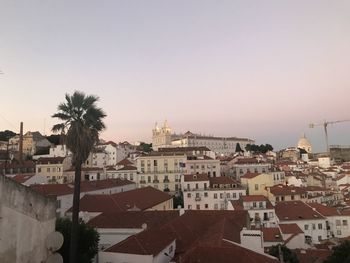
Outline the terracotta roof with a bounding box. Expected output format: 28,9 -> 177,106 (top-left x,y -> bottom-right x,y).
87,210 -> 179,229
295,249 -> 331,263
36,157 -> 65,165
307,203 -> 342,217
241,195 -> 268,202
76,186 -> 172,212
235,158 -> 260,164
116,158 -> 133,166
240,172 -> 261,179
11,173 -> 35,183
262,227 -> 283,243
181,241 -> 279,263
183,173 -> 209,182
30,179 -> 134,196
279,223 -> 303,234
267,184 -> 307,196
275,201 -> 325,221
233,195 -> 274,209
105,210 -> 250,259
116,165 -> 137,171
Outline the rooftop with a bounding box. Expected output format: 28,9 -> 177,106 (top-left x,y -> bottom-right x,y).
275,201 -> 325,221
279,223 -> 303,234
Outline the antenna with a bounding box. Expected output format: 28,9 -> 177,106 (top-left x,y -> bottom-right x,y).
45,231 -> 64,252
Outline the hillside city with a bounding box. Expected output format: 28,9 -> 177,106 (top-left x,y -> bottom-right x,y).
1,119 -> 350,263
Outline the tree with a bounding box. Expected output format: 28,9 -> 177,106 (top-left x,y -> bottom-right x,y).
235,143 -> 243,153
138,142 -> 153,153
0,130 -> 16,141
56,218 -> 99,263
324,240 -> 350,263
46,134 -> 62,145
52,91 -> 106,263
269,245 -> 299,263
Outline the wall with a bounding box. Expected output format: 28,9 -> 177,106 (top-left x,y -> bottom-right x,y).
0,175 -> 56,263
98,228 -> 143,250
99,251 -> 153,263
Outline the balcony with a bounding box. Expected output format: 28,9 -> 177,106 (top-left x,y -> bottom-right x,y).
153,179 -> 159,183
163,179 -> 170,183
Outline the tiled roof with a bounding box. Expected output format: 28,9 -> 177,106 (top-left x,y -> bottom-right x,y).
183,174 -> 209,182
275,201 -> 325,221
295,249 -> 331,263
116,165 -> 137,171
267,184 -> 307,196
36,157 -> 65,164
11,173 -> 35,183
87,210 -> 179,229
76,186 -> 172,212
307,203 -> 342,217
235,158 -> 260,164
30,179 -> 134,196
105,210 -> 250,259
240,172 -> 261,179
116,158 -> 133,166
262,227 -> 283,243
181,241 -> 279,263
241,195 -> 268,202
279,223 -> 303,234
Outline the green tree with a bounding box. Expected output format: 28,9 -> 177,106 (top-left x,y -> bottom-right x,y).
235,143 -> 243,153
138,142 -> 153,153
324,240 -> 350,263
52,91 -> 106,263
269,245 -> 298,263
0,130 -> 16,141
56,218 -> 99,263
46,134 -> 63,145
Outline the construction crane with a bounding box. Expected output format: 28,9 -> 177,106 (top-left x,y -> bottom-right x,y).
309,119 -> 350,154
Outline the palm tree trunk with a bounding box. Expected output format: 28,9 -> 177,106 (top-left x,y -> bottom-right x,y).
69,160 -> 82,263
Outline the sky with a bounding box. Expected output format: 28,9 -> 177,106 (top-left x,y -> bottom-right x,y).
0,0 -> 350,152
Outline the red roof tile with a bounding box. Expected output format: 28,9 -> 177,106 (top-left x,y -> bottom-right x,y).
36,157 -> 65,165
76,186 -> 172,212
183,174 -> 209,182
240,172 -> 261,179
279,224 -> 303,234
209,176 -> 239,186
116,165 -> 137,171
275,201 -> 325,221
11,173 -> 35,183
307,203 -> 342,216
30,179 -> 134,196
116,158 -> 133,166
262,227 -> 283,243
267,184 -> 306,196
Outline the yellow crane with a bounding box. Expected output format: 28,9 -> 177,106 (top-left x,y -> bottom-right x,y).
309,119 -> 350,154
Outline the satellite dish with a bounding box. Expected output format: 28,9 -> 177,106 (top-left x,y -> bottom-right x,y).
46,253 -> 63,263
45,231 -> 64,252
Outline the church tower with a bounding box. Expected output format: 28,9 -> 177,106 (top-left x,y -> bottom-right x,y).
152,120 -> 172,150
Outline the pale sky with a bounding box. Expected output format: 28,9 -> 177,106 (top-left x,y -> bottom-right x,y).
0,0 -> 350,152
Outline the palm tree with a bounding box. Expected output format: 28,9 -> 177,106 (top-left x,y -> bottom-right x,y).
52,91 -> 106,263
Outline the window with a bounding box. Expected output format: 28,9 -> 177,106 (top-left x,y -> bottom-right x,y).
187,184 -> 190,190
259,202 -> 263,208
304,224 -> 309,230
204,192 -> 208,197
233,193 -> 237,198
253,202 -> 257,208
214,193 -> 218,199
312,224 -> 316,230
195,193 -> 200,198
318,223 -> 322,229
255,184 -> 259,191
154,160 -> 157,166
226,193 -> 230,198
130,174 -> 133,181
187,193 -> 191,198
276,197 -> 280,202
337,230 -> 342,235
343,220 -> 348,226
196,204 -> 200,210
205,204 -> 208,209
38,168 -> 41,173
336,220 -> 341,226
220,193 -> 223,199
291,195 -> 294,200
196,183 -> 198,189
204,183 -> 207,189
220,203 -> 225,210
57,199 -> 61,209
214,204 -> 218,210
188,205 -> 192,210
47,168 -> 50,172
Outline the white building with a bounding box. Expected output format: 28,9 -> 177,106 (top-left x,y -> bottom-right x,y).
152,121 -> 254,155
182,174 -> 246,210
275,201 -> 327,244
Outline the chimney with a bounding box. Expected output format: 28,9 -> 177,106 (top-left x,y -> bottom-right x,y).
19,122 -> 23,163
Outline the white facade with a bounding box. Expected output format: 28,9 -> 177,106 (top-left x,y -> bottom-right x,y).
182,175 -> 246,210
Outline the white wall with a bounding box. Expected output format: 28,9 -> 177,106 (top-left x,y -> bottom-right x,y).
98,228 -> 143,250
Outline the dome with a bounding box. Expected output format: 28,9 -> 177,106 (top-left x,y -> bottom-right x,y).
297,134 -> 312,153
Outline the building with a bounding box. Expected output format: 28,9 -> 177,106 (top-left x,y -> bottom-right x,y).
265,184 -> 308,204
297,134 -> 312,153
87,211 -> 180,250
279,224 -> 307,249
228,195 -> 277,228
228,157 -> 271,179
30,179 -> 136,217
152,121 -> 254,155
36,156 -> 71,183
240,171 -> 285,196
10,131 -> 51,157
0,175 -> 56,263
182,174 -> 246,210
98,210 -> 278,263
275,201 -> 327,244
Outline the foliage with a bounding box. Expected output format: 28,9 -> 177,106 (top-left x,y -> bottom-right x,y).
0,130 -> 16,141
35,146 -> 50,155
269,245 -> 299,263
235,143 -> 243,153
245,143 -> 273,154
52,91 -> 106,262
46,134 -> 62,145
138,142 -> 153,153
56,218 -> 99,263
324,240 -> 350,263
